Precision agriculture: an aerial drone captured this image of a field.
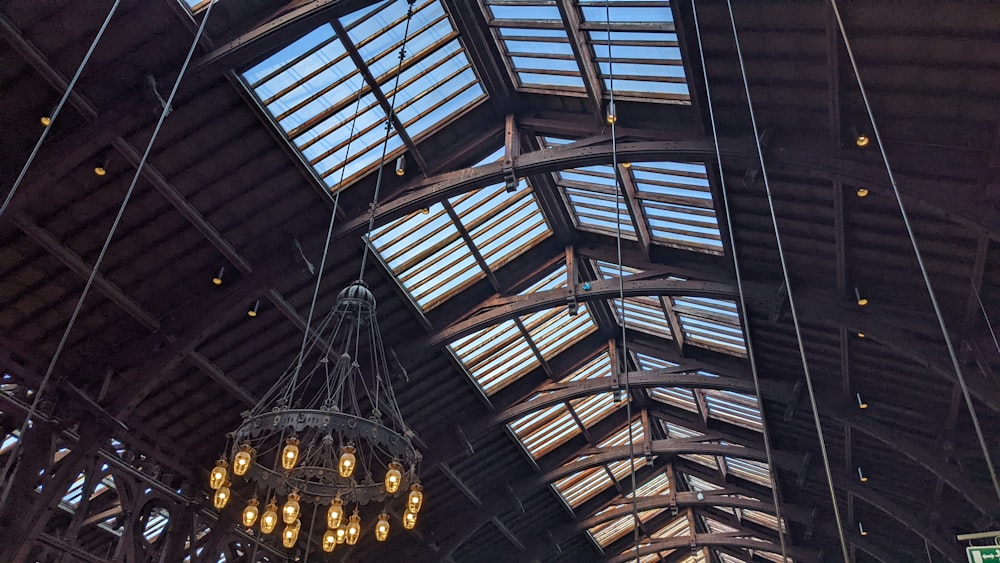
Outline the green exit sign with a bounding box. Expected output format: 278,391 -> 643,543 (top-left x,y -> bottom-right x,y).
968,546 -> 1000,562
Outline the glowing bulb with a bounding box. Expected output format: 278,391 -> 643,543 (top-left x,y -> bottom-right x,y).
323,529 -> 337,552
282,437 -> 300,470
212,266 -> 224,286
857,332 -> 865,338
339,445 -> 357,478
282,519 -> 300,548
856,134 -> 870,148
621,161 -> 631,169
346,512 -> 361,545
858,467 -> 868,483
856,392 -> 868,409
403,510 -> 417,530
858,521 -> 868,536
384,461 -> 403,494
282,491 -> 301,524
336,525 -> 347,544
242,499 -> 260,527
605,101 -> 617,124
375,513 -> 390,541
856,187 -> 869,197
327,497 -> 344,529
419,208 -> 429,215
395,154 -> 406,176
40,116 -> 51,126
232,445 -> 253,476
407,483 -> 423,513
247,300 -> 259,318
94,165 -> 107,177
854,288 -> 868,307
260,500 -> 279,534
213,483 -> 231,509
209,459 -> 227,490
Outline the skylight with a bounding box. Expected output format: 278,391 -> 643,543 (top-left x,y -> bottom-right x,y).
448,265 -> 597,396
243,0 -> 487,190
580,0 -> 689,102
371,149 -> 551,310
552,419 -> 647,507
543,137 -> 722,255
481,0 -> 690,102
482,1 -> 587,92
509,352 -> 620,458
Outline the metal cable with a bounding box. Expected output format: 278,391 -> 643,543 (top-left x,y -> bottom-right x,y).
723,1 -> 851,560
0,0 -> 216,513
358,0 -> 417,279
601,1 -> 641,560
828,0 -> 1000,504
972,278 -> 1000,359
0,0 -> 121,222
689,1 -> 789,560
287,68 -> 370,397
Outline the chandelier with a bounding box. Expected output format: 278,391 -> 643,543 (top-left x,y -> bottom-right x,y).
207,280 -> 422,551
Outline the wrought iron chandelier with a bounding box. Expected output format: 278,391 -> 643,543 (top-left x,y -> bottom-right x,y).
207,280 -> 422,552
207,1 -> 422,551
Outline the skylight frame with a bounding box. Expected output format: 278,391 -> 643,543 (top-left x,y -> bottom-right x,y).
552,419 -> 647,507
481,0 -> 589,95
242,0 -> 488,192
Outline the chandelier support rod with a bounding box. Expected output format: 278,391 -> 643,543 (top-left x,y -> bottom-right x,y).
0,0 -> 216,514
724,1 -> 850,560
286,75 -> 369,398
690,1 -> 789,559
358,0 -> 416,279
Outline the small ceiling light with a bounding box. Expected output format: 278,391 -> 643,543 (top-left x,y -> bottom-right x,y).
327,497 -> 344,529
212,266 -> 225,286
854,287 -> 868,307
858,521 -> 868,536
856,187 -> 869,198
605,101 -> 617,124
852,126 -> 870,148
395,154 -> 406,176
94,160 -> 108,177
419,207 -> 429,215
248,300 -> 260,318
40,116 -> 51,127
282,437 -> 300,470
233,444 -> 253,476
384,461 -> 403,494
856,392 -> 868,409
857,467 -> 868,483
335,524 -> 347,544
857,332 -> 865,338
339,444 -> 357,478
407,483 -> 423,514
282,519 -> 301,548
282,490 -> 301,524
346,511 -> 361,545
622,162 -> 631,169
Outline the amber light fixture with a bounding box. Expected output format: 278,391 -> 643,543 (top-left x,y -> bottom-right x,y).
213,482 -> 231,509
327,497 -> 344,529
854,287 -> 868,306
339,444 -> 357,478
346,512 -> 362,545
375,512 -> 390,541
857,467 -> 868,483
403,510 -> 417,530
242,498 -> 260,527
322,529 -> 338,552
94,159 -> 108,177
395,154 -> 406,176
247,300 -> 260,318
40,116 -> 51,126
282,490 -> 301,524
856,187 -> 869,198
605,101 -> 617,124
211,266 -> 224,286
385,461 -> 403,494
281,437 -> 300,470
856,392 -> 868,409
232,445 -> 253,476
209,459 -> 227,490
260,499 -> 279,534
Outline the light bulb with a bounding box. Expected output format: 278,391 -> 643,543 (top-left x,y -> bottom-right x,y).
395,154 -> 406,176
232,445 -> 253,476
282,520 -> 300,548
336,525 -> 347,544
856,187 -> 869,197
213,483 -> 231,509
407,483 -> 423,513
375,513 -> 390,541
94,164 -> 107,177
40,116 -> 51,126
260,500 -> 279,534
323,529 -> 337,552
242,499 -> 260,527
346,512 -> 361,545
403,510 -> 417,530
384,461 -> 402,494
605,101 -> 617,124
621,161 -> 631,169
339,445 -> 357,478
856,134 -> 870,148
212,266 -> 224,286
282,437 -> 300,470
282,491 -> 300,524
327,497 -> 344,529
209,459 -> 227,490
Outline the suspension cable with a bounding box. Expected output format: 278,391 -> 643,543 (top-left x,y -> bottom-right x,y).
0,0 -> 121,222
972,278 -> 1000,360
827,0 -> 1000,504
723,1 -> 850,560
358,0 -> 417,279
600,1 -> 641,561
0,0 -> 217,513
689,2 -> 789,560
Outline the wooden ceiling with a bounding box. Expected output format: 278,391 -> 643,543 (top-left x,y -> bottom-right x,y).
1,1 -> 998,562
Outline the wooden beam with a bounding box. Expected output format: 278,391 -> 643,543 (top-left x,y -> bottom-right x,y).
555,0 -> 605,122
